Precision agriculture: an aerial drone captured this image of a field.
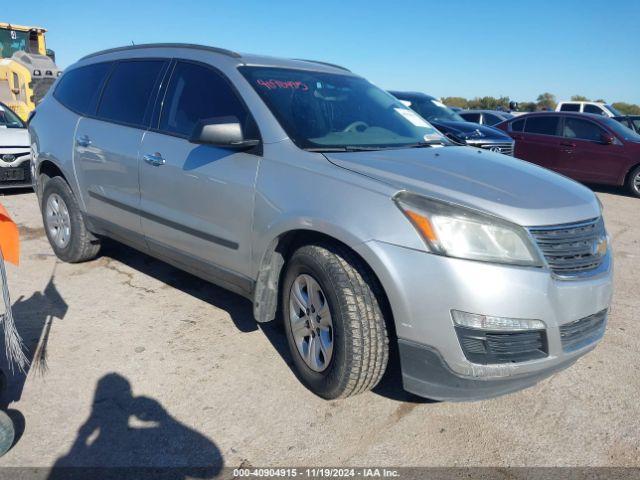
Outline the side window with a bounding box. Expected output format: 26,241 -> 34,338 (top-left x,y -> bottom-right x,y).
97,60 -> 165,128
159,61 -> 253,138
524,116 -> 560,136
483,113 -> 501,125
54,62 -> 112,115
563,118 -> 605,141
631,119 -> 640,133
460,113 -> 481,123
584,104 -> 605,115
510,118 -> 525,132
559,103 -> 580,112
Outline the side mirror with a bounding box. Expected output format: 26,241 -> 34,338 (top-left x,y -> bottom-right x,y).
601,133 -> 615,145
189,116 -> 260,150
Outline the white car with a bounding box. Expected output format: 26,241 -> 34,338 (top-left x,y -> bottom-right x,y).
555,101 -> 621,117
0,102 -> 31,189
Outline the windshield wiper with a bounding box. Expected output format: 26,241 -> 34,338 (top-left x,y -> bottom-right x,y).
402,140 -> 447,148
305,146 -> 385,152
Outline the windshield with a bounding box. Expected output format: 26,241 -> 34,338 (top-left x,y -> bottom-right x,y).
603,117 -> 640,142
0,28 -> 29,58
0,103 -> 24,128
605,104 -> 622,116
240,67 -> 445,150
401,98 -> 466,123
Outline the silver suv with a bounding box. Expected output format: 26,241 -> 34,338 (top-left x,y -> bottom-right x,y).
29,44 -> 613,401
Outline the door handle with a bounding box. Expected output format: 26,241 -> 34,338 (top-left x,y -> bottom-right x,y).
560,142 -> 576,147
143,152 -> 165,167
76,135 -> 92,148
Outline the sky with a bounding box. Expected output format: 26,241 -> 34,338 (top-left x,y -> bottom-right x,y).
4,0 -> 639,103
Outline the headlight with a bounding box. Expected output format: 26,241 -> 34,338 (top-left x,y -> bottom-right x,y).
394,192 -> 543,267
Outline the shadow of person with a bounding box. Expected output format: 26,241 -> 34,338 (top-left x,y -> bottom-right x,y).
49,373 -> 222,480
0,273 -> 68,411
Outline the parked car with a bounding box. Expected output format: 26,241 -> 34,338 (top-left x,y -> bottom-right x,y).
555,101 -> 621,117
496,112 -> 640,197
0,101 -> 31,189
459,109 -> 514,126
30,44 -> 612,401
389,91 -> 515,155
613,115 -> 640,134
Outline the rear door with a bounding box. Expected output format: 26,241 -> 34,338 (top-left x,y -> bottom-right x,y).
74,59 -> 168,242
558,116 -> 628,184
138,60 -> 261,282
512,115 -> 563,171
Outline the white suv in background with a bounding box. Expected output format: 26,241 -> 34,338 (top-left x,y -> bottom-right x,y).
0,101 -> 31,189
556,101 -> 621,117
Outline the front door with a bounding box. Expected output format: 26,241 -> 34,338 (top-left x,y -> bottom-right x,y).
139,61 -> 261,282
558,116 -> 629,184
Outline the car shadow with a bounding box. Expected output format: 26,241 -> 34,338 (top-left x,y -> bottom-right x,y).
47,372 -> 223,479
98,241 -> 418,402
0,187 -> 33,197
587,183 -> 636,198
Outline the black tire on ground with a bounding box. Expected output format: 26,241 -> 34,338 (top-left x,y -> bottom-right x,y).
625,165 -> 640,198
41,176 -> 101,263
282,243 -> 389,399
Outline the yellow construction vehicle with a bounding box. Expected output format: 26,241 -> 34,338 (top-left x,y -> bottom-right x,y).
0,22 -> 61,121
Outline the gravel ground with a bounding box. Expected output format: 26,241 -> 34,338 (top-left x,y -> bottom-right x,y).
0,187 -> 638,472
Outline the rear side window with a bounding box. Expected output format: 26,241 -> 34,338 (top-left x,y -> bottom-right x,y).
97,60 -> 165,128
483,113 -> 502,125
563,117 -> 605,141
159,61 -> 253,137
584,104 -> 605,115
524,116 -> 560,136
460,113 -> 481,123
54,63 -> 111,115
510,118 -> 525,132
559,103 -> 580,112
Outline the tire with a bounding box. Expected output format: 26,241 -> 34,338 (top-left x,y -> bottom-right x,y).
282,243 -> 389,399
0,410 -> 14,457
626,165 -> 640,198
41,176 -> 100,263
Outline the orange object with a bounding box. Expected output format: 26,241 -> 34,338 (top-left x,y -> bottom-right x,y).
0,203 -> 19,265
405,209 -> 438,242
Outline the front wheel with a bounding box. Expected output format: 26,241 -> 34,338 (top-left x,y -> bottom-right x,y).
282,243 -> 389,399
626,165 -> 640,198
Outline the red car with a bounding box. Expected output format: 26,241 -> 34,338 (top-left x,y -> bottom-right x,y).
496,112 -> 640,197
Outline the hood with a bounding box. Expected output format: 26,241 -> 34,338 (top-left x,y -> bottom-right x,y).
430,120 -> 511,142
324,146 -> 599,226
0,128 -> 30,148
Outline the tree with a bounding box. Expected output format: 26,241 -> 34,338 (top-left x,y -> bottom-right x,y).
570,95 -> 590,101
594,99 -> 606,103
612,102 -> 640,115
536,92 -> 557,111
517,102 -> 537,112
441,96 -> 468,108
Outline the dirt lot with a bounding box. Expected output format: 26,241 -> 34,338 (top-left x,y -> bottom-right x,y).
0,187 -> 638,472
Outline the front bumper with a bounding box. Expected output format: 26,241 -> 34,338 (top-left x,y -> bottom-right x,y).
354,240 -> 613,401
0,152 -> 32,189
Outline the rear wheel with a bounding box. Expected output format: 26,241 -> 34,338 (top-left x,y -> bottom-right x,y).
282,243 -> 389,399
41,176 -> 100,263
626,165 -> 640,198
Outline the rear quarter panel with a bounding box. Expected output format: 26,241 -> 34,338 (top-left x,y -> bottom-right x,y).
29,96 -> 83,206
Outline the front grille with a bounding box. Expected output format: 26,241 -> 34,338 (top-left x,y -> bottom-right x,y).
528,218 -> 607,277
560,309 -> 607,352
478,142 -> 514,156
455,326 -> 548,364
0,161 -> 31,186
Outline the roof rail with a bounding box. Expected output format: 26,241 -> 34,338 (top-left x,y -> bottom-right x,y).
81,43 -> 241,60
293,59 -> 351,72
